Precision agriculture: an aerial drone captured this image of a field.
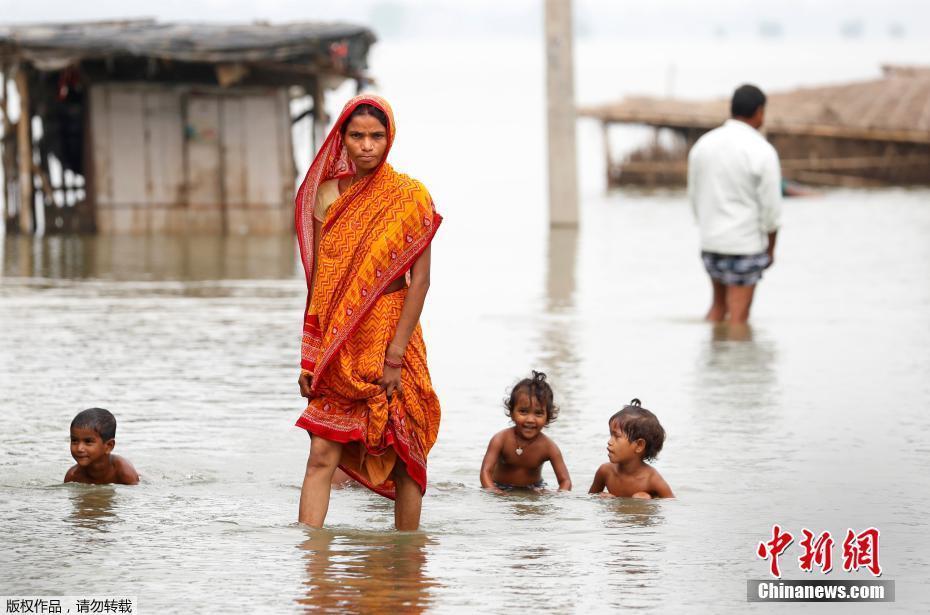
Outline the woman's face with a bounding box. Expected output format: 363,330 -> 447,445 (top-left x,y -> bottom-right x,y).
343,113 -> 388,176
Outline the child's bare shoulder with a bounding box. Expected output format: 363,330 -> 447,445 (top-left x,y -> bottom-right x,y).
644,464 -> 666,482
596,462 -> 618,476
646,465 -> 673,497
483,429 -> 511,457
63,464 -> 82,483
540,432 -> 562,454
112,455 -> 140,485
489,428 -> 512,444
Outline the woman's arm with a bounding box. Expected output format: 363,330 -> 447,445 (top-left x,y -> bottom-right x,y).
298,370 -> 314,398
298,213 -> 324,399
480,432 -> 505,494
378,245 -> 431,400
548,443 -> 572,491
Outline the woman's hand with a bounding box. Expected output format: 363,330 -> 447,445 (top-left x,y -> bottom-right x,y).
377,364 -> 403,401
298,371 -> 315,399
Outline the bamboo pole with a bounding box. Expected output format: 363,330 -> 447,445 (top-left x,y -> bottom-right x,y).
779,154 -> 930,171
311,78 -> 325,152
1,64 -> 10,231
0,66 -> 8,127
545,0 -> 578,227
578,105 -> 930,145
602,121 -> 612,187
617,154 -> 929,176
15,68 -> 33,234
789,170 -> 888,188
33,162 -> 56,210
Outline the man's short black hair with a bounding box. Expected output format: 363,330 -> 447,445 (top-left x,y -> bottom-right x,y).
71,407 -> 117,441
731,84 -> 766,118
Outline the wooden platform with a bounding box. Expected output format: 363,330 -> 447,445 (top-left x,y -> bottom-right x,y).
582,65 -> 930,188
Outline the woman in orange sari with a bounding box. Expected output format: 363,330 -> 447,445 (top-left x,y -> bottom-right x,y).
294,95 -> 442,531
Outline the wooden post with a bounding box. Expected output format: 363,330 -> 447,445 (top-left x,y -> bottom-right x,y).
80,82 -> 96,233
312,79 -> 326,152
15,68 -> 34,234
1,64 -> 11,231
545,0 -> 578,227
602,121 -> 612,187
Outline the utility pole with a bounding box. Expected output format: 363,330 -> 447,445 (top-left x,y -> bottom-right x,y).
545,0 -> 578,227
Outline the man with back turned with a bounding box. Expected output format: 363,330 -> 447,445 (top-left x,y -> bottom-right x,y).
688,84 -> 782,324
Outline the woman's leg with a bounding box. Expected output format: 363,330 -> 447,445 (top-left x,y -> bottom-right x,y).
298,435 -> 343,527
392,460 -> 422,531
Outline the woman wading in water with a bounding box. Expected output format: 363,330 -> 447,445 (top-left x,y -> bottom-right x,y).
294,95 -> 442,531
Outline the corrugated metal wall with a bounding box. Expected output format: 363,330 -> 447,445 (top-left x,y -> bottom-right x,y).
89,83 -> 294,234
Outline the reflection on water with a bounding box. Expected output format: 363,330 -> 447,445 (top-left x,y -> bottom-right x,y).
297,530 -> 437,614
597,496 -> 667,530
541,227 -> 582,406
690,322 -> 784,485
1,235 -> 299,281
545,227 -> 578,312
507,492 -> 559,519
67,485 -> 118,532
596,497 -> 666,606
710,322 -> 753,343
694,323 -> 779,410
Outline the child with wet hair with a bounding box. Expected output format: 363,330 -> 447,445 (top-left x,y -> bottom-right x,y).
589,399 -> 673,499
65,408 -> 139,485
480,371 -> 572,493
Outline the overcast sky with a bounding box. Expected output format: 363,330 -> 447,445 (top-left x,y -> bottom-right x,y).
1,0 -> 928,41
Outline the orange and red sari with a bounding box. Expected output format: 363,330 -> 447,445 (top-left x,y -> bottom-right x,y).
294,95 -> 442,499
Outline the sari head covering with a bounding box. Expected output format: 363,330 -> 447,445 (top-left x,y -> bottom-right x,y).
294,94 -> 442,499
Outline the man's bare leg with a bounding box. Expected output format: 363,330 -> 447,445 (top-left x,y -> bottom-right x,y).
392,460 -> 422,531
705,278 -> 727,322
725,284 -> 756,324
298,436 -> 343,527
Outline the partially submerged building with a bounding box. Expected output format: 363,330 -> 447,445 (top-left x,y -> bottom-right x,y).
581,65 -> 930,188
0,19 -> 375,234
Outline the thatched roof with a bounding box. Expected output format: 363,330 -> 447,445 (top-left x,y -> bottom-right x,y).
0,19 -> 375,76
580,65 -> 930,144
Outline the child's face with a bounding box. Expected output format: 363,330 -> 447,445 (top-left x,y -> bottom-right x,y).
607,421 -> 643,464
70,427 -> 114,467
510,391 -> 548,439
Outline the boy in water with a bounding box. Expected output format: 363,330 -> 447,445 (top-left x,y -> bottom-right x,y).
65,408 -> 139,485
480,371 -> 571,493
589,399 -> 673,499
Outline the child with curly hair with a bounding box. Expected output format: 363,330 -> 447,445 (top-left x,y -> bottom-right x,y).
480,371 -> 571,493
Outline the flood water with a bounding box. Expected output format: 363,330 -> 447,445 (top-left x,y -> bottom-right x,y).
3,36 -> 930,613
3,186 -> 929,612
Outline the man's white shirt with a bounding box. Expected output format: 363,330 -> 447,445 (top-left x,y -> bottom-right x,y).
688,119 -> 782,255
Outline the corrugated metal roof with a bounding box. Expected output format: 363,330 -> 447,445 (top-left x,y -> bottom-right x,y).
0,19 -> 375,72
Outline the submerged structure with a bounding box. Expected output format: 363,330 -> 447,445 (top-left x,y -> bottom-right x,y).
581,65 -> 930,189
0,19 -> 375,234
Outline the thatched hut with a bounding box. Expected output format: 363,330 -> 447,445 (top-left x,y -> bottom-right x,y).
581,65 -> 930,189
0,19 -> 375,234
